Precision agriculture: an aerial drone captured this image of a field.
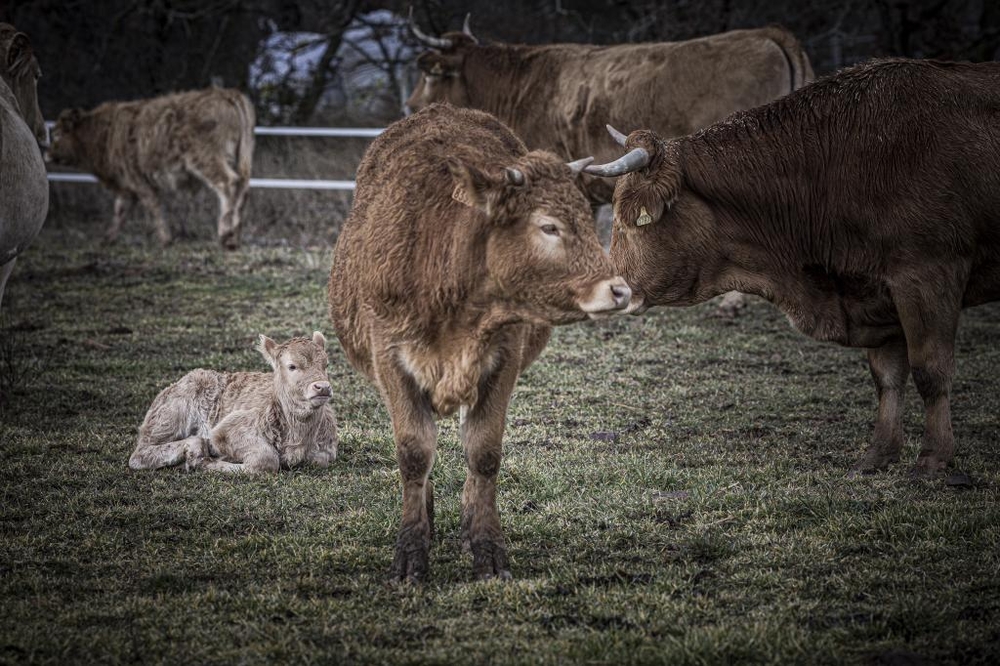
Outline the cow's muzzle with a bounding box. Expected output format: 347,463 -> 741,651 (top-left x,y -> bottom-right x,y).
579,277 -> 632,319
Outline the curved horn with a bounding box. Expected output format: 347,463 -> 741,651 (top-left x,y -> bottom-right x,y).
606,124 -> 628,147
462,13 -> 479,44
565,156 -> 594,175
583,148 -> 651,177
504,167 -> 525,186
409,7 -> 454,49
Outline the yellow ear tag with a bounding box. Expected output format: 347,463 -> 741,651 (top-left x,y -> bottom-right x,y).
430,63 -> 444,75
635,206 -> 653,226
452,184 -> 473,206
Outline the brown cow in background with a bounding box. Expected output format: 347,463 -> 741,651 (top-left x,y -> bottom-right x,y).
586,58 -> 1000,480
48,88 -> 254,248
0,23 -> 48,314
329,103 -> 630,583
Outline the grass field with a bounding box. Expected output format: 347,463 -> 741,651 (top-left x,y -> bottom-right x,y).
1,217 -> 998,665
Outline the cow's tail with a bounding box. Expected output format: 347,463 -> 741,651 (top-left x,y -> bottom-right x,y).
231,91 -> 255,181
765,25 -> 815,92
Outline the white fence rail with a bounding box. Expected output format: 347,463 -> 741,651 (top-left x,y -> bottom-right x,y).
45,125 -> 384,191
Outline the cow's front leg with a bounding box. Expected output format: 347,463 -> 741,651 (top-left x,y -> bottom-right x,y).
375,352 -> 437,583
133,186 -> 170,246
460,356 -> 520,581
851,338 -> 909,475
895,285 -> 961,478
106,194 -> 133,244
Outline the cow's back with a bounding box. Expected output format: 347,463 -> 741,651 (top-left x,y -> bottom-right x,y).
461,27 -> 811,203
329,104 -> 528,379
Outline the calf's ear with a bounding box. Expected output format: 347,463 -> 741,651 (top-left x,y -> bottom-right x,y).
312,331 -> 326,349
256,334 -> 278,368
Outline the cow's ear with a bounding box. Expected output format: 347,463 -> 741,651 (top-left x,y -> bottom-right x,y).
448,158 -> 502,214
417,52 -> 452,78
6,32 -> 32,75
58,108 -> 84,130
256,334 -> 278,368
312,331 -> 326,349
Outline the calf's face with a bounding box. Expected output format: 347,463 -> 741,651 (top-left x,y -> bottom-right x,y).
258,332 -> 333,409
450,151 -> 631,323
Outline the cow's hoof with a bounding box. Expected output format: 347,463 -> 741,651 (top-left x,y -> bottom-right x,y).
909,456 -> 949,480
944,471 -> 974,488
848,448 -> 899,477
390,527 -> 430,584
470,538 -> 511,581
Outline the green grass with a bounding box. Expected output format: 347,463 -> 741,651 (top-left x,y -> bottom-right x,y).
1,222 -> 998,665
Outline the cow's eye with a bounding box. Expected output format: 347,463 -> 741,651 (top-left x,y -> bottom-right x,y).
288,364 -> 297,371
540,224 -> 559,236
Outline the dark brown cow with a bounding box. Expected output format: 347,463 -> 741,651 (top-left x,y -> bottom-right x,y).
406,18 -> 813,205
0,23 -> 47,314
48,88 -> 254,248
586,58 -> 1000,479
329,103 -> 630,582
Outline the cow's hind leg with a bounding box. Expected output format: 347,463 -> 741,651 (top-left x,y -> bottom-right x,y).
129,435 -> 208,470
375,351 -> 437,583
460,357 -> 520,581
894,281 -> 962,478
851,338 -> 910,476
129,381 -> 210,470
195,160 -> 242,250
105,194 -> 135,244
132,185 -> 170,246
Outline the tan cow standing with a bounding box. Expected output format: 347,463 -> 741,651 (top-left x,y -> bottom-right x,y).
48,87 -> 254,248
129,332 -> 337,473
329,104 -> 631,582
0,23 -> 48,314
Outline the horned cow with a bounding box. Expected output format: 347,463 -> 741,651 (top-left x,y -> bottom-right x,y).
586,58 -> 1000,479
0,23 -> 48,314
129,332 -> 337,473
329,104 -> 630,582
48,87 -> 254,248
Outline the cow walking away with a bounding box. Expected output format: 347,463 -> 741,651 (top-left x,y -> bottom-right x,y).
48,87 -> 254,248
329,104 -> 630,582
0,23 -> 48,314
407,16 -> 813,316
585,58 -> 1000,479
130,332 -> 337,473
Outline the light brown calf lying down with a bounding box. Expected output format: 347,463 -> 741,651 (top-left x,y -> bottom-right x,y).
129,332 -> 337,473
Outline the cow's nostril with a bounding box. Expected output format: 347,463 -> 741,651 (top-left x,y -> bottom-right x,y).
610,283 -> 632,307
313,382 -> 332,395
